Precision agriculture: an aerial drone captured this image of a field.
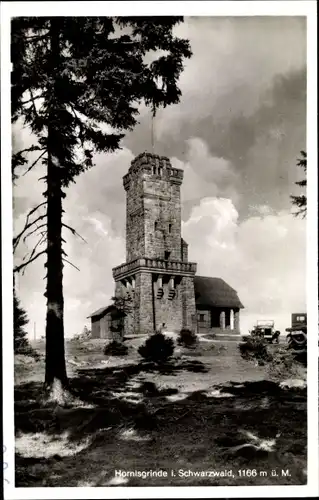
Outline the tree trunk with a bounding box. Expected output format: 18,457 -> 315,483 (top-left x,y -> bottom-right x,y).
44,153 -> 68,388
44,20 -> 68,390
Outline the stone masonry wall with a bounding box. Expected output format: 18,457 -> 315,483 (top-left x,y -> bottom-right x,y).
134,271 -> 154,335
123,153 -> 183,262
153,277 -> 183,332
181,276 -> 197,331
143,179 -> 182,261
125,176 -> 145,262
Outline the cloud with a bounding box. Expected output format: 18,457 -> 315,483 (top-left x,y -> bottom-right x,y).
182,197 -> 306,334
160,16 -> 306,128
171,137 -> 240,221
123,17 -> 306,220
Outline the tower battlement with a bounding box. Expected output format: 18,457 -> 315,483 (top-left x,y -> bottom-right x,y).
123,152 -> 183,191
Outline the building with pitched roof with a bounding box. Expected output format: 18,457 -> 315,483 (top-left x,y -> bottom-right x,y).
88,153 -> 243,339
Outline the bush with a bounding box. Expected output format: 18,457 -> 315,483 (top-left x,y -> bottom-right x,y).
239,336 -> 307,383
238,336 -> 272,365
104,340 -> 128,356
177,328 -> 197,348
138,332 -> 174,363
14,291 -> 40,360
265,346 -> 306,381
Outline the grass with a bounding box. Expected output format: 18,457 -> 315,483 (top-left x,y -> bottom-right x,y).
14,337 -> 307,487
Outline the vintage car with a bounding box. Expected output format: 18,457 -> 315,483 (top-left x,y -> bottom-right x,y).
286,313 -> 307,352
250,320 -> 281,344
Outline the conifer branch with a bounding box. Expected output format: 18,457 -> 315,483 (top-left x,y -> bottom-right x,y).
13,204 -> 47,251
62,223 -> 87,243
23,223 -> 47,244
62,258 -> 80,271
14,145 -> 42,156
14,250 -> 46,274
27,232 -> 47,262
24,33 -> 50,41
20,94 -> 44,105
292,208 -> 306,219
23,149 -> 46,176
28,88 -> 40,121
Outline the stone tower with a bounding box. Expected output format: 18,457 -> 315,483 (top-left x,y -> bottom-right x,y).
112,152 -> 197,335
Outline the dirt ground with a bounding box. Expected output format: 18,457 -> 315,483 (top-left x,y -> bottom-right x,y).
14,336 -> 307,487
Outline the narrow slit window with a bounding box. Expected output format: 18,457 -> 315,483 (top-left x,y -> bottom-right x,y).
155,221 -> 158,231
168,223 -> 172,233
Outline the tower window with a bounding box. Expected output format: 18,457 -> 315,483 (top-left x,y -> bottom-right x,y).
168,223 -> 172,233
164,251 -> 171,260
153,166 -> 156,174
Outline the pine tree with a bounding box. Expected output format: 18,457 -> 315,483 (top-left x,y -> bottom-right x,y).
14,291 -> 29,352
110,293 -> 133,339
291,150 -> 307,218
13,289 -> 32,354
11,17 -> 191,392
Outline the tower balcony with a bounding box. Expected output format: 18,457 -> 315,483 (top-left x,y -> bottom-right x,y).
112,257 -> 197,280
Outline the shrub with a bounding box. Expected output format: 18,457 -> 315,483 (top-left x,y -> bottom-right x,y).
177,328 -> 197,348
138,332 -> 174,363
238,336 -> 272,365
239,336 -> 307,383
265,346 -> 307,382
14,291 -> 40,360
104,340 -> 128,356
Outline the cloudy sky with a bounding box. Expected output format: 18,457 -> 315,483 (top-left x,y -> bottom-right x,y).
13,16 -> 307,338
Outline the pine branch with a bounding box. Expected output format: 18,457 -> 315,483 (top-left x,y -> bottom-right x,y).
12,145 -> 43,179
13,145 -> 42,156
29,88 -> 39,116
13,203 -> 47,251
23,223 -> 47,244
14,250 -> 46,274
23,149 -> 46,176
295,179 -> 306,187
27,232 -> 47,262
292,207 -> 307,219
24,33 -> 50,42
13,214 -> 46,249
62,223 -> 87,243
20,94 -> 44,105
62,258 -> 80,271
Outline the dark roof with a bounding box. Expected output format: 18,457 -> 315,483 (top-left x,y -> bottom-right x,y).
194,276 -> 244,309
87,305 -> 114,319
87,304 -> 127,319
